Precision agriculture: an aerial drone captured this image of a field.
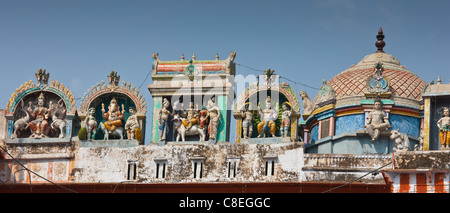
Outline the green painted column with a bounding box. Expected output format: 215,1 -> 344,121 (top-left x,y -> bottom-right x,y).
151,96 -> 162,143
217,95 -> 230,142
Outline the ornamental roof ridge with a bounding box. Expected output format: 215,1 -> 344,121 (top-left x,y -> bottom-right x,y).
152,51 -> 236,76
6,70 -> 76,115
78,73 -> 147,116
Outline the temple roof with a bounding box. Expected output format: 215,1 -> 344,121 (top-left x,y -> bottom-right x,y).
322,29 -> 427,103
152,52 -> 236,76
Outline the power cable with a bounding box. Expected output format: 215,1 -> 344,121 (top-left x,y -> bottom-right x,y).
0,144 -> 78,193
235,63 -> 320,90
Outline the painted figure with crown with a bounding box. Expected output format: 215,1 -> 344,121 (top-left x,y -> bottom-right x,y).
257,96 -> 278,138
101,97 -> 125,140
27,92 -> 51,138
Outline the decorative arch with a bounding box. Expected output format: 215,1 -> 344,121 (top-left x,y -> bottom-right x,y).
233,78 -> 301,142
234,82 -> 301,114
5,69 -> 76,141
77,71 -> 147,143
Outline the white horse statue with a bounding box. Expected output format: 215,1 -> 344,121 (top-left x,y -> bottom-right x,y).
172,114 -> 206,142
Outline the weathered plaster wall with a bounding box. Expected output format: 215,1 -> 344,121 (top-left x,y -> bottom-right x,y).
71,142 -> 305,183
0,143 -> 75,183
393,150 -> 450,170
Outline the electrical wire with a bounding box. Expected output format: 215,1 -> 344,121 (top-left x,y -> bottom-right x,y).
138,68 -> 152,90
235,63 -> 320,90
138,57 -> 155,90
321,161 -> 392,193
0,144 -> 78,193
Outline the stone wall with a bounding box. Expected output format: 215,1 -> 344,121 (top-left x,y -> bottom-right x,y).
71,142 -> 304,183
303,153 -> 391,183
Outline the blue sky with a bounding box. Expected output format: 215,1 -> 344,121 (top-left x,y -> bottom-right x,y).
1,0 -> 450,143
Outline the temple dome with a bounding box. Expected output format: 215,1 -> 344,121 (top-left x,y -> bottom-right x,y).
327,52 -> 427,102
323,28 -> 427,105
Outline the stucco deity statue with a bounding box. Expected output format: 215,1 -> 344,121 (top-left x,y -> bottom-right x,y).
257,96 -> 278,138
27,92 -> 51,138
365,96 -> 390,141
125,107 -> 140,140
101,97 -> 125,134
206,96 -> 217,111
84,107 -> 98,140
208,102 -> 221,141
158,98 -> 172,141
241,103 -> 254,139
280,102 -> 292,138
181,102 -> 199,130
437,107 -> 450,148
49,100 -> 66,138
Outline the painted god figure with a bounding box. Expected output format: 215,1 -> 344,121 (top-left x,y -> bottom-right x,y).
27,92 -> 51,138
198,105 -> 209,129
181,102 -> 199,130
49,100 -> 66,138
125,107 -> 140,140
208,103 -> 220,141
437,107 -> 450,148
102,97 -> 125,134
84,107 -> 98,140
280,102 -> 292,138
158,98 -> 172,141
365,96 -> 390,141
257,96 -> 278,138
241,103 -> 254,139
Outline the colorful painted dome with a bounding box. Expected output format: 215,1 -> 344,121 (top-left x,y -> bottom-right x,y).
328,52 -> 427,101
324,28 -> 427,106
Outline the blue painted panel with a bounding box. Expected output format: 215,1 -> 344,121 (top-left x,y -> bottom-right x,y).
335,114 -> 365,135
389,114 -> 420,137
310,125 -> 319,144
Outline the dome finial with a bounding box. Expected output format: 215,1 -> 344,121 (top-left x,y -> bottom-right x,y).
375,27 -> 385,53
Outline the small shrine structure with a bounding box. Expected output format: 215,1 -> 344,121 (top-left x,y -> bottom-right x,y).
77,71 -> 147,145
233,69 -> 301,143
148,52 -> 236,143
422,77 -> 450,150
5,69 -> 77,143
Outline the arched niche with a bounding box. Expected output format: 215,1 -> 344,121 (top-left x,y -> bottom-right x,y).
233,81 -> 301,142
5,70 -> 76,142
77,71 -> 146,144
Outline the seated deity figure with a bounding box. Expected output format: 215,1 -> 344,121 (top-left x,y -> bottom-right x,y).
280,102 -> 292,138
84,107 -> 98,140
257,96 -> 278,138
125,107 -> 140,140
241,103 -> 254,139
27,92 -> 51,138
181,102 -> 199,130
437,107 -> 450,148
365,96 -> 391,141
101,97 -> 125,133
158,98 -> 172,141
